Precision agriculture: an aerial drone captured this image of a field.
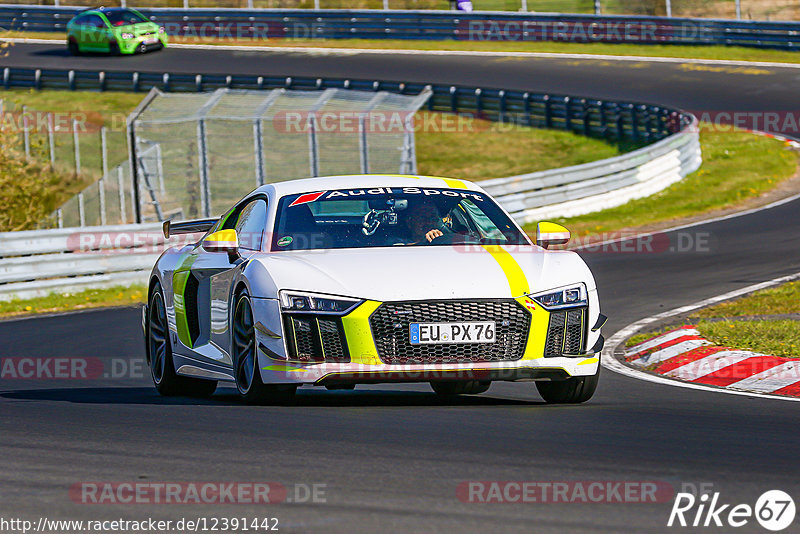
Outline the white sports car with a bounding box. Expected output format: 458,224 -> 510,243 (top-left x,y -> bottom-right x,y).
143,175 -> 605,404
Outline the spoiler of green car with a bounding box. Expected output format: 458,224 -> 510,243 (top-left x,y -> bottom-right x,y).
162,218 -> 218,239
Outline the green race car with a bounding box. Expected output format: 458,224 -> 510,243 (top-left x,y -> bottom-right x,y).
66,7 -> 167,55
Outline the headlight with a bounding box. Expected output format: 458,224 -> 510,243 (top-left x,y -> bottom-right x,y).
279,291 -> 361,314
529,283 -> 587,310
121,33 -> 134,39
158,26 -> 165,34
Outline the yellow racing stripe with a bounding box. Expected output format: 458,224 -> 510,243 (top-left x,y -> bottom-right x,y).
441,178 -> 467,189
481,244 -> 530,297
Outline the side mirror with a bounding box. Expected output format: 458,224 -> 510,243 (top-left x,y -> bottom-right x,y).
536,222 -> 571,249
202,229 -> 239,259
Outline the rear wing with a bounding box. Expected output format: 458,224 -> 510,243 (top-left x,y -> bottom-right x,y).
162,218 -> 218,239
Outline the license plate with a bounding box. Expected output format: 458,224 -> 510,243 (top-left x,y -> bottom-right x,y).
409,322 -> 495,344
144,38 -> 159,44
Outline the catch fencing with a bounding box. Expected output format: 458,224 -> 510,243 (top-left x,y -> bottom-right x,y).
42,87 -> 430,227
0,97 -> 129,191
2,5 -> 800,48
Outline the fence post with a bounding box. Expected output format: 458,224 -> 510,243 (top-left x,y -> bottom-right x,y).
155,143 -> 165,195
127,121 -> 142,223
22,105 -> 30,158
594,0 -> 601,15
47,113 -> 55,167
736,0 -> 741,19
253,119 -> 265,186
57,208 -> 63,229
520,0 -> 527,12
665,0 -> 672,17
99,179 -> 106,226
197,119 -> 211,217
314,0 -> 320,9
358,116 -> 369,174
72,118 -> 81,175
383,0 -> 389,9
118,166 -> 127,224
308,114 -> 319,177
100,126 -> 108,178
78,192 -> 85,227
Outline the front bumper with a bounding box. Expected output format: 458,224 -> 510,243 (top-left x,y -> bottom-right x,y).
118,35 -> 167,54
253,297 -> 601,386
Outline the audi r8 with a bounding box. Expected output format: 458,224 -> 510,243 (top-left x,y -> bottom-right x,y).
143,175 -> 605,404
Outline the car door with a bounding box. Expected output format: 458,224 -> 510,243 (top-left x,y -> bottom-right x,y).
172,196 -> 268,369
80,15 -> 107,51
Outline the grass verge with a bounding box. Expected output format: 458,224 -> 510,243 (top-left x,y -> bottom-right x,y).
696,319 -> 799,358
627,281 -> 800,357
533,125 -> 798,238
10,32 -> 800,65
0,285 -> 147,319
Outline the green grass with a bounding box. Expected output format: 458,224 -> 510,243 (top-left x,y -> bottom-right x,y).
697,320 -> 800,358
693,280 -> 800,317
536,125 -> 798,238
416,112 -> 623,179
0,285 -> 147,319
627,281 -> 800,356
12,30 -> 800,64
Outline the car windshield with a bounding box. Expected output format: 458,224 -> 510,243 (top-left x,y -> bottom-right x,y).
104,9 -> 148,26
270,187 -> 529,251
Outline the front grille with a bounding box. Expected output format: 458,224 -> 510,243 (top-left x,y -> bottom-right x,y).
284,315 -> 350,363
544,307 -> 587,357
369,300 -> 530,365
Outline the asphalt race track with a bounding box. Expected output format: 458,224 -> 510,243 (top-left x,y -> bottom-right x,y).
2,43 -> 800,533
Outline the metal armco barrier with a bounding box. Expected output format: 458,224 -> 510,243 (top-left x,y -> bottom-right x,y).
0,223 -> 202,301
2,5 -> 800,49
482,122 -> 700,223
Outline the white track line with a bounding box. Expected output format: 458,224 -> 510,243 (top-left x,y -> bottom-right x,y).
575,191 -> 800,252
6,36 -> 800,69
602,271 -> 800,402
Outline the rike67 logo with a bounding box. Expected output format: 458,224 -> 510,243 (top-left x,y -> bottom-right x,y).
668,489 -> 796,531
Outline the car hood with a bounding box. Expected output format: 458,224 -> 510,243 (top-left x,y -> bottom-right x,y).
113,22 -> 159,34
247,245 -> 595,301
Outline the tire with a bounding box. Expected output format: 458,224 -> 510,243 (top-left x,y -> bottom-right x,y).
431,380 -> 491,395
536,368 -> 599,404
147,284 -> 217,398
232,289 -> 296,405
67,39 -> 80,56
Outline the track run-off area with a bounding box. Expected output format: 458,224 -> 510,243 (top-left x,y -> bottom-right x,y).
2,42 -> 800,533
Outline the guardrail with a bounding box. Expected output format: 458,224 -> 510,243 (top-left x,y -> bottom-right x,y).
2,5 -> 800,49
0,223 -> 205,301
483,121 -> 700,223
0,67 -> 685,145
